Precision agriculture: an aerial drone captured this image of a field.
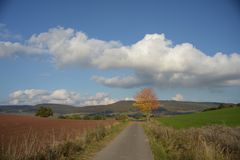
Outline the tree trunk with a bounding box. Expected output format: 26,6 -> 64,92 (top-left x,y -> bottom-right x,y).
146,113 -> 151,122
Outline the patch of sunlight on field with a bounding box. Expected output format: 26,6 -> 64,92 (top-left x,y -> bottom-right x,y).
158,107 -> 240,129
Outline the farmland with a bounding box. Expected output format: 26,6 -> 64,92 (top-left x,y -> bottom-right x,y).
157,107 -> 240,129
0,114 -> 117,159
144,107 -> 240,160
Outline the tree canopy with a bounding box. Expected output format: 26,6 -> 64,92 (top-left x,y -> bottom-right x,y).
134,88 -> 160,121
35,106 -> 53,117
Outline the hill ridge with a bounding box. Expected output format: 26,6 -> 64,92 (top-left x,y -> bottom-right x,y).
0,100 -> 223,115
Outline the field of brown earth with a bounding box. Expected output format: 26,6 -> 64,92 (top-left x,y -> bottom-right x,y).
0,114 -> 116,157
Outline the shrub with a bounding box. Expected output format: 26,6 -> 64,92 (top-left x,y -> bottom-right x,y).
66,114 -> 82,120
83,115 -> 91,120
82,115 -> 106,120
93,115 -> 106,120
58,115 -> 66,119
115,114 -> 128,121
203,103 -> 239,112
35,106 -> 53,117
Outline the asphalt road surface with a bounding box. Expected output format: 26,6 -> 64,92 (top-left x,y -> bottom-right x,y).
93,123 -> 154,160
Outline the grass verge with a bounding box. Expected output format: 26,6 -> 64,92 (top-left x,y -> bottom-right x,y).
143,121 -> 240,160
75,121 -> 129,160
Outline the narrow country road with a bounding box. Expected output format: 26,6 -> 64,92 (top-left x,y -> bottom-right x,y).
93,123 -> 154,160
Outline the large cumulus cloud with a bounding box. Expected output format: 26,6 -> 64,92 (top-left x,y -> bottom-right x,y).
1,26 -> 240,88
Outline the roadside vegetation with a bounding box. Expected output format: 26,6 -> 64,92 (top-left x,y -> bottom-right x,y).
76,121 -> 128,160
144,122 -> 240,160
144,106 -> 240,160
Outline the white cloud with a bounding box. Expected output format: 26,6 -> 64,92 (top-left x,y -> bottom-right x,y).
0,41 -> 44,57
171,94 -> 184,101
91,75 -> 145,88
124,97 -> 134,101
28,27 -> 121,68
82,92 -> 116,106
9,89 -> 116,106
1,26 -> 240,88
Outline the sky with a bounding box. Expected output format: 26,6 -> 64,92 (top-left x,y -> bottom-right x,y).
0,0 -> 240,106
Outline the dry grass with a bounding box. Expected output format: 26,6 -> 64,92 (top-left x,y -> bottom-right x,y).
144,122 -> 240,160
0,114 -> 118,160
0,123 -> 123,160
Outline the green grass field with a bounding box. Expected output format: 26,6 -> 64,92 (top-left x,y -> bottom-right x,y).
158,107 -> 240,129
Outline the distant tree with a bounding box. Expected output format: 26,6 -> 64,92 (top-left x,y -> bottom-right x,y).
218,103 -> 226,109
93,115 -> 106,120
134,88 -> 160,121
58,115 -> 66,119
115,114 -> 128,121
35,106 -> 53,117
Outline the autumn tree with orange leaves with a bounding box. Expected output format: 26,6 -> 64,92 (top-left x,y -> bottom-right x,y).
134,88 -> 160,121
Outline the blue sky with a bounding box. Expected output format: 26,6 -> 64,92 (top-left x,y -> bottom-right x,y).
0,0 -> 240,105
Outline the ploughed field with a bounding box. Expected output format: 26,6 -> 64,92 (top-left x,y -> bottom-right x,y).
0,114 -> 116,156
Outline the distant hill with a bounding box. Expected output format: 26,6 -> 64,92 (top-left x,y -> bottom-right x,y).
75,100 -> 221,113
159,101 -> 221,112
0,105 -> 35,114
0,100 -> 222,115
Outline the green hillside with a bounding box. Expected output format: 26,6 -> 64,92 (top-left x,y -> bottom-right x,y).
158,107 -> 240,129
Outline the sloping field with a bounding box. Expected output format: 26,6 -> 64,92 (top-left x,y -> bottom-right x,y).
0,114 -> 116,157
158,107 -> 240,128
